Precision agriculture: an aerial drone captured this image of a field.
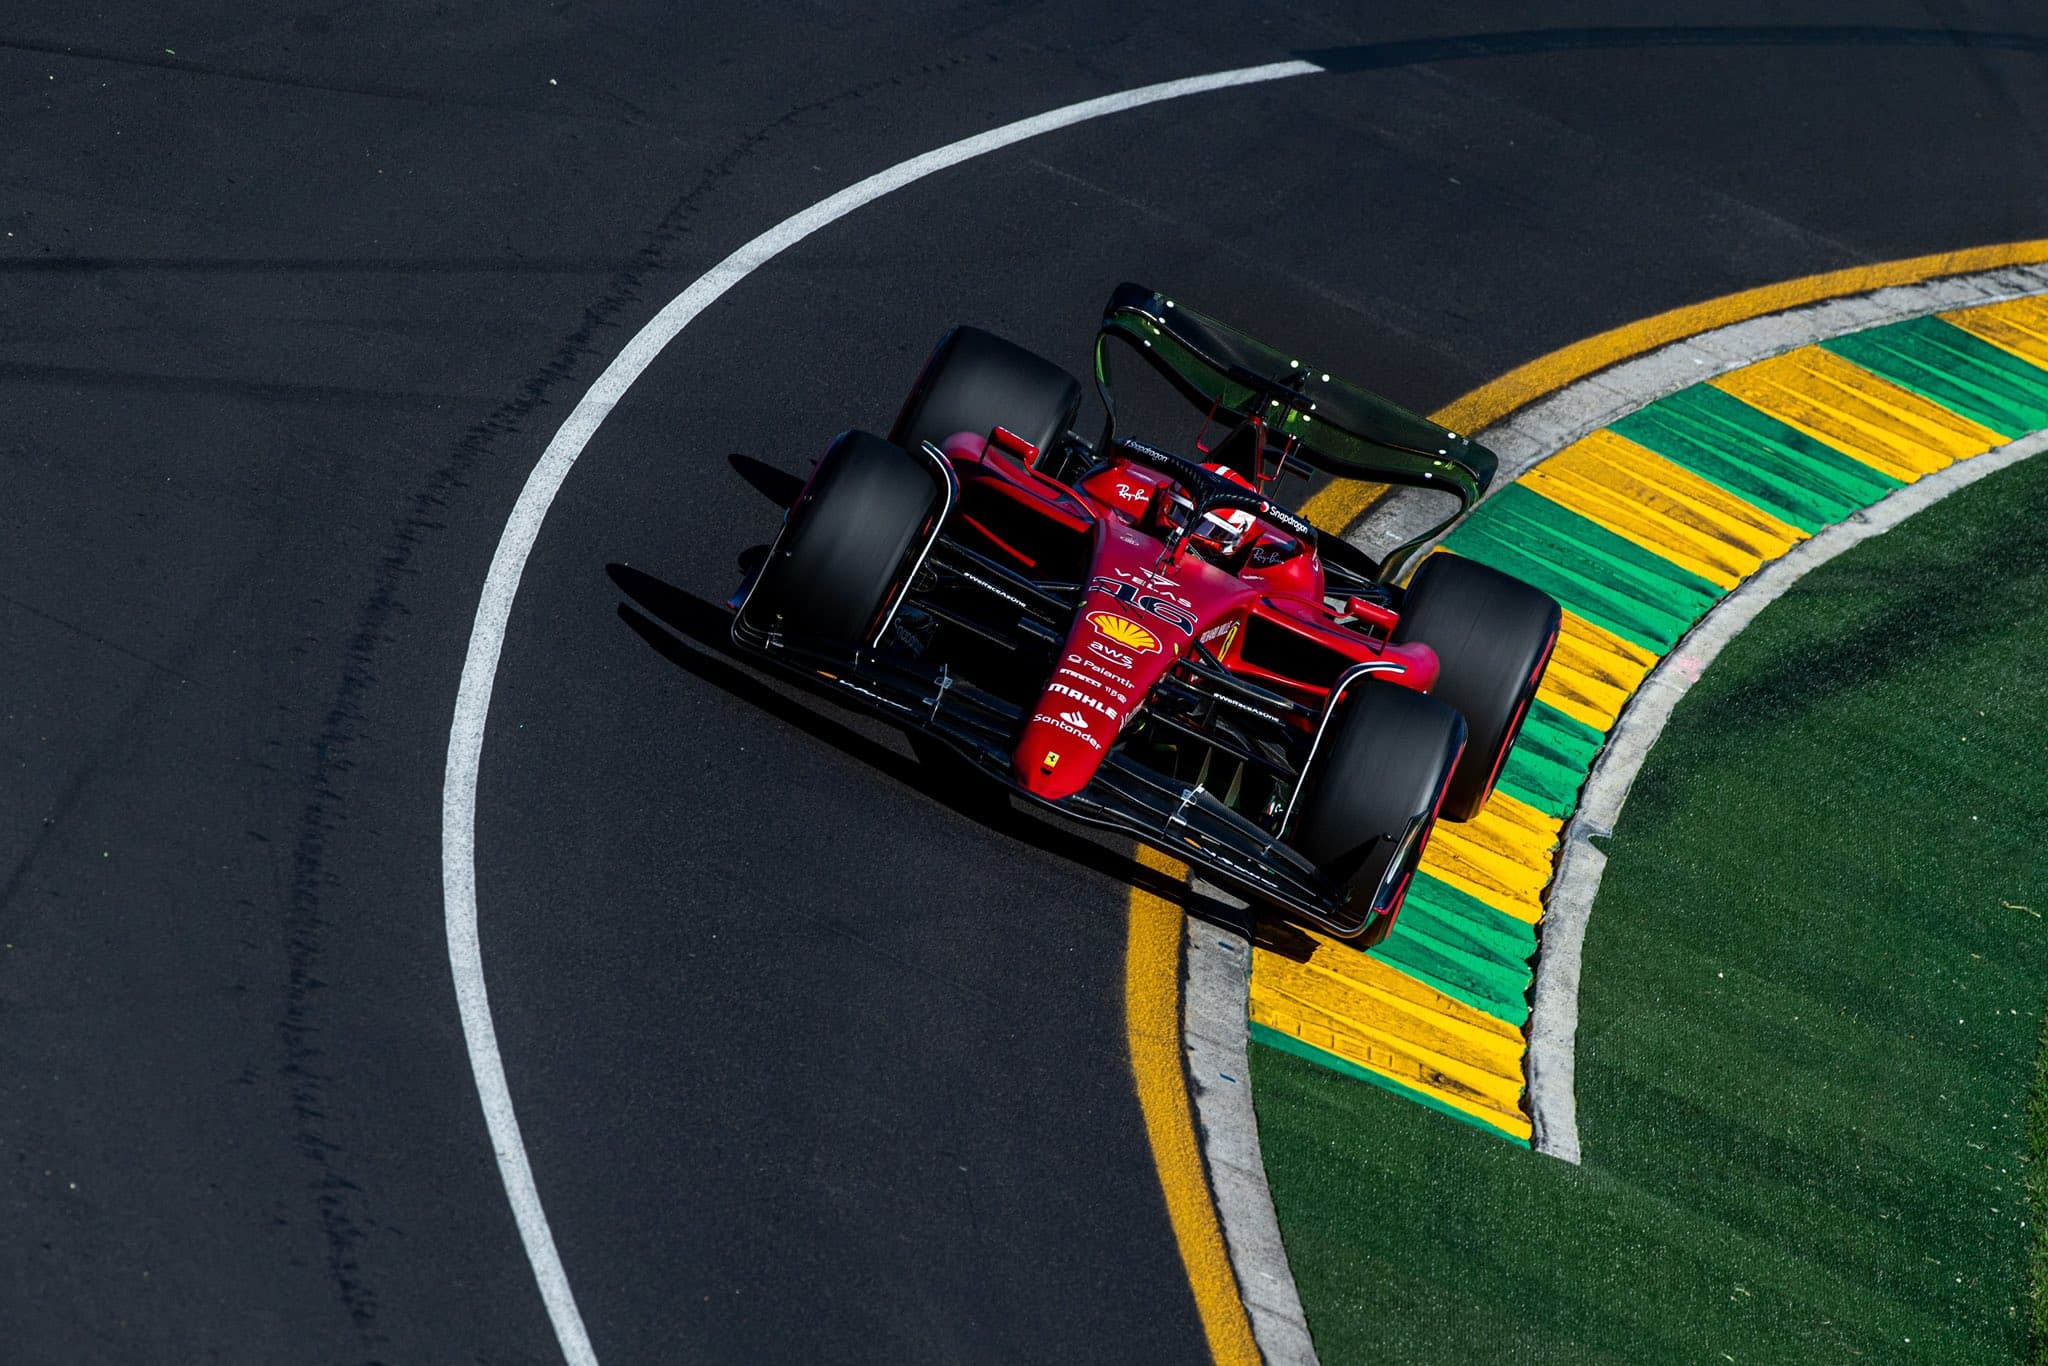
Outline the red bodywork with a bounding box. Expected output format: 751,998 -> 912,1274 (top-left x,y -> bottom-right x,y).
937,430 -> 1440,803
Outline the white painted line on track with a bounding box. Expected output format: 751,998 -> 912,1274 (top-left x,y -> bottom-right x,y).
440,58 -> 1322,1365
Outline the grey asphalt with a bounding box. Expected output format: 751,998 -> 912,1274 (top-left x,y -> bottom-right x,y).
4,4 -> 2046,1362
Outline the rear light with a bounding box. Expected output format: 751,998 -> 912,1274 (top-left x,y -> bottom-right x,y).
987,425 -> 1040,463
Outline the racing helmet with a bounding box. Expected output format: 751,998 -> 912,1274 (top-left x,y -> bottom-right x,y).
1167,463 -> 1259,557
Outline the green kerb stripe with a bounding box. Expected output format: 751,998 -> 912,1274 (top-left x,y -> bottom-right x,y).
1402,871 -> 1538,960
1822,316 -> 2048,437
1497,697 -> 1607,817
1440,485 -> 1723,653
1250,1023 -> 1530,1145
1380,873 -> 1537,1025
1609,384 -> 1902,532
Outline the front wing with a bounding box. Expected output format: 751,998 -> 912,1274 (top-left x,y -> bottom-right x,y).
733,627 -> 1396,941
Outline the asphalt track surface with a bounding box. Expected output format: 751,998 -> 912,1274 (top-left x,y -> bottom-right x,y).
5,5 -> 2047,1362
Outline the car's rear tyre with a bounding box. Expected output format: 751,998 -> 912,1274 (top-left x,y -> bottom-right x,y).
737,430 -> 945,653
1285,678 -> 1465,947
1393,552 -> 1561,822
890,325 -> 1083,466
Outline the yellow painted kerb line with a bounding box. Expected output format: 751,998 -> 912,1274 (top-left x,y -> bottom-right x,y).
1126,845 -> 1261,1364
1299,238 -> 2048,532
1125,236 -> 2048,1364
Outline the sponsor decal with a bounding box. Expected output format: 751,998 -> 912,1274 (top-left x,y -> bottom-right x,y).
1032,710 -> 1102,750
1087,611 -> 1160,654
1263,503 -> 1315,539
1123,438 -> 1179,466
1057,660 -> 1129,705
1198,621 -> 1239,658
1113,481 -> 1151,508
961,570 -> 1026,610
1089,578 -> 1195,637
1048,681 -> 1118,721
1248,543 -> 1291,569
1087,640 -> 1135,669
1111,566 -> 1187,603
1059,709 -> 1089,727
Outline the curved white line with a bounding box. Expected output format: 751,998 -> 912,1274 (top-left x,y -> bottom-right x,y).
440,58 -> 1322,1365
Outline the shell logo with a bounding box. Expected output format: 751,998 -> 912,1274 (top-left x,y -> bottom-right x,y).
1087,611 -> 1160,654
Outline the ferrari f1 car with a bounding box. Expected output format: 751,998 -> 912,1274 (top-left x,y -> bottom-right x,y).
731,284 -> 1560,946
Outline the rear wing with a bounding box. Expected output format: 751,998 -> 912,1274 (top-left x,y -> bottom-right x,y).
1093,283 -> 1497,577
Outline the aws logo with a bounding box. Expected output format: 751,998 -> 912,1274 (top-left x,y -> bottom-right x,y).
1087,611 -> 1160,654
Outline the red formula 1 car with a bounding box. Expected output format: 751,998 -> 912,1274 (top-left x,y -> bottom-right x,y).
732,284 -> 1559,946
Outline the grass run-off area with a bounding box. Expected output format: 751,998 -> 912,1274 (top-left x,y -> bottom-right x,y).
1255,449 -> 2048,1364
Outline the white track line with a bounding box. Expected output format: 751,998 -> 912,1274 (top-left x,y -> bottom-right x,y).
440,59 -> 1321,1366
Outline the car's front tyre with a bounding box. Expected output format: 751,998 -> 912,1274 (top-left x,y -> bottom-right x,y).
735,430 -> 946,654
1284,677 -> 1465,947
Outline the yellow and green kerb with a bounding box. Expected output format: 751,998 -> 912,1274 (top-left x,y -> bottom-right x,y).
1248,293 -> 2048,1143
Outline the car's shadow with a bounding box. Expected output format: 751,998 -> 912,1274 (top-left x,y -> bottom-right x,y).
605,560 -> 1257,931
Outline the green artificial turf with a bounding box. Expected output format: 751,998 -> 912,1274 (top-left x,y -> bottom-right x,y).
2029,1011 -> 2048,1363
1255,449 -> 2048,1364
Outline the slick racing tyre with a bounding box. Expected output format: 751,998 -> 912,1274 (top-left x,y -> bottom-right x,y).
1285,678 -> 1465,948
737,430 -> 946,653
1393,552 -> 1562,822
890,325 -> 1083,467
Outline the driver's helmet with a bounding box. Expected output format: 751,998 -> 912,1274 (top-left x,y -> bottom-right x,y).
1167,463 -> 1259,556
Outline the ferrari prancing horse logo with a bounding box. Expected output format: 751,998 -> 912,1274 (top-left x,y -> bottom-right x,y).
1087,611 -> 1160,654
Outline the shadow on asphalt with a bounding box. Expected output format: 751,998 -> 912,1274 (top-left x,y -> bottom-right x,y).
726,451 -> 803,508
605,561 -> 1221,921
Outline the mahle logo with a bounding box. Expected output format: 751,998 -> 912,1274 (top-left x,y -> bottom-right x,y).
1087,611 -> 1159,654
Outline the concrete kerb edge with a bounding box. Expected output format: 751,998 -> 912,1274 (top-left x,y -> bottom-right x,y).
1345,262 -> 2048,567
1528,425 -> 2048,1161
1180,263 -> 2048,1347
1339,263 -> 2048,1161
1182,883 -> 1318,1366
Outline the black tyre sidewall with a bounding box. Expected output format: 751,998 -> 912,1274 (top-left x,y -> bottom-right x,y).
1287,680 -> 1465,930
890,325 -> 1082,461
1393,553 -> 1561,821
742,431 -> 942,651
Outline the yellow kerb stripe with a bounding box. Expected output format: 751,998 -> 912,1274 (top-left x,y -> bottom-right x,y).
1125,847 -> 1261,1366
1436,239 -> 2048,436
1130,242 -> 2048,1347
1300,478 -> 1389,535
1248,940 -> 1531,1138
1287,243 -> 2048,541
1941,295 -> 2048,371
1538,609 -> 1657,732
1415,792 -> 1563,926
1712,348 -> 2002,480
1518,430 -> 1806,590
